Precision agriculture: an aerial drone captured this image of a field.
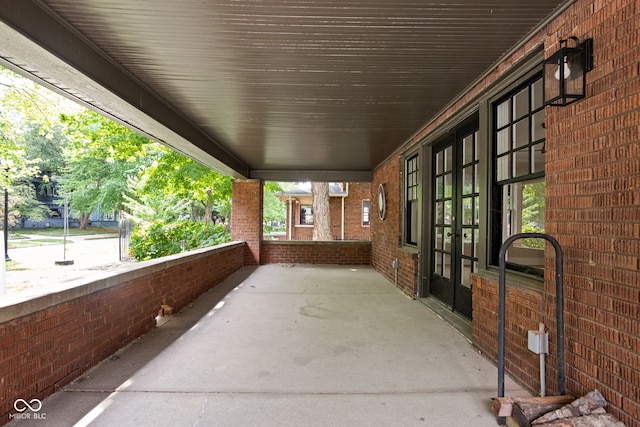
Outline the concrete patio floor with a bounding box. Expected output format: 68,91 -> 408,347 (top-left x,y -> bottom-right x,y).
8,264 -> 528,426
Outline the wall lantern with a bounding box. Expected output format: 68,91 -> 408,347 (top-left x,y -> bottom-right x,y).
543,37 -> 593,107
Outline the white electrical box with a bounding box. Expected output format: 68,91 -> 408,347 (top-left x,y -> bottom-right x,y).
528,330 -> 549,354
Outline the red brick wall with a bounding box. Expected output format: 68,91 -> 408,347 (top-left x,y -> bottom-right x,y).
340,182 -> 372,241
261,241 -> 371,265
371,1 -> 640,424
542,1 -> 640,424
231,180 -> 263,264
372,156 -> 420,296
0,243 -> 245,425
472,275 -> 546,395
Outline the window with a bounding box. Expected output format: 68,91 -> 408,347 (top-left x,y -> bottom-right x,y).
362,200 -> 371,226
492,74 -> 545,276
299,205 -> 313,225
405,153 -> 420,246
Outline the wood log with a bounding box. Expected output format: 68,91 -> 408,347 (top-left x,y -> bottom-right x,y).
532,390 -> 607,425
512,401 -> 570,427
536,414 -> 626,427
493,396 -> 575,418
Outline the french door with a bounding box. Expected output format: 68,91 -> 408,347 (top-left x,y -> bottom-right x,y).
430,126 -> 479,320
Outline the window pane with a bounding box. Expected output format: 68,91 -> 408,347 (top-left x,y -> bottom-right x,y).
436,176 -> 444,199
435,227 -> 443,249
513,87 -> 529,120
462,231 -> 472,256
443,226 -> 452,248
474,196 -> 480,225
436,201 -> 444,224
463,135 -> 474,164
444,200 -> 452,225
474,229 -> 479,254
409,201 -> 419,244
532,110 -> 545,142
497,128 -> 510,154
444,173 -> 453,198
532,143 -> 545,174
462,197 -> 473,225
444,147 -> 453,172
463,166 -> 473,195
502,179 -> 545,267
474,164 -> 479,193
362,200 -> 370,226
461,259 -> 472,288
531,78 -> 543,110
436,151 -> 443,174
300,205 -> 313,225
513,148 -> 530,177
443,254 -> 451,279
497,155 -> 510,181
513,118 -> 530,149
497,99 -> 510,128
435,252 -> 443,275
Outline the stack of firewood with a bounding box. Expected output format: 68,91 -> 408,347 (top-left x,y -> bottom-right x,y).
493,390 -> 627,427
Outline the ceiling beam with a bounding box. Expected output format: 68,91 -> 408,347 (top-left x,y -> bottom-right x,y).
250,170 -> 372,183
0,0 -> 250,178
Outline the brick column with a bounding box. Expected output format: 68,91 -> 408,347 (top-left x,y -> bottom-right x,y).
231,179 -> 263,265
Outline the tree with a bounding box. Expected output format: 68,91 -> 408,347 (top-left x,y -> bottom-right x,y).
59,110 -> 152,228
312,182 -> 332,241
1,66 -> 77,224
263,182 -> 285,229
139,148 -> 232,225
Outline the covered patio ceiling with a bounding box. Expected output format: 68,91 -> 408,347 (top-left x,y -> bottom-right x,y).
0,0 -> 569,181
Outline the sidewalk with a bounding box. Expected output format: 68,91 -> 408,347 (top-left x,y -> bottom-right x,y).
7,264 -> 527,426
4,234 -> 123,295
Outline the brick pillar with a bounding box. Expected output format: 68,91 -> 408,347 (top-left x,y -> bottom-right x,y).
231,179 -> 262,265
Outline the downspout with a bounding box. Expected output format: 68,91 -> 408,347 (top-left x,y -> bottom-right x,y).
287,197 -> 293,240
341,183 -> 349,240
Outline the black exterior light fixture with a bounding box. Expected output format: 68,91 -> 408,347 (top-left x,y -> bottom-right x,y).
543,36 -> 593,106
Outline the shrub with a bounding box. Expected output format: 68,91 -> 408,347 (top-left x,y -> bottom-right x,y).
130,219 -> 230,260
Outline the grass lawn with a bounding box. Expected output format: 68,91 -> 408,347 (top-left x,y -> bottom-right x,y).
9,226 -> 118,238
8,238 -> 67,249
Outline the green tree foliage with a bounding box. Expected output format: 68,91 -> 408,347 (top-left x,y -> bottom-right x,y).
521,180 -> 545,249
263,181 -> 285,231
58,110 -> 152,228
140,148 -> 232,224
129,219 -> 230,261
1,66 -> 77,224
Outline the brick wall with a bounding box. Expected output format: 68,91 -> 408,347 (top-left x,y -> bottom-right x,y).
371,0 -> 640,424
542,1 -> 640,424
231,180 -> 263,264
339,182 -> 372,241
261,240 -> 371,265
0,243 -> 245,425
472,274 -> 546,395
372,156 -> 420,296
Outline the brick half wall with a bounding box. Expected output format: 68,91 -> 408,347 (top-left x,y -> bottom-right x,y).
0,242 -> 245,424
261,240 -> 371,265
472,273 -> 546,396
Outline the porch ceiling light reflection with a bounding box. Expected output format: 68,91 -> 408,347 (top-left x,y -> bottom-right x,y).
543,37 -> 593,107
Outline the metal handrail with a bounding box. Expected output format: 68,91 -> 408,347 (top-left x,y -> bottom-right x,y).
497,233 -> 565,402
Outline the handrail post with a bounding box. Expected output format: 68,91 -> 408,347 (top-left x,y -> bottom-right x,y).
498,233 -> 565,402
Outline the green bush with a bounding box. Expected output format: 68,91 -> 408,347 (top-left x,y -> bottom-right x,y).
130,219 -> 231,260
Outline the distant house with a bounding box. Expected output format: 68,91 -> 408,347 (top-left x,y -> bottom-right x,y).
19,177 -> 119,229
276,182 -> 371,241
